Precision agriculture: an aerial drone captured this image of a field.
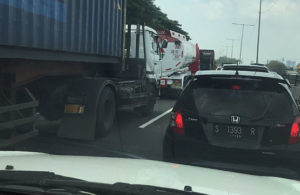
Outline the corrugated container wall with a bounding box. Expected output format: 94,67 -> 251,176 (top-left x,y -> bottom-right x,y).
0,0 -> 125,60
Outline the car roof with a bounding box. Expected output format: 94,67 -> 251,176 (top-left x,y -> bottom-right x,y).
222,64 -> 269,72
195,70 -> 284,81
223,64 -> 266,68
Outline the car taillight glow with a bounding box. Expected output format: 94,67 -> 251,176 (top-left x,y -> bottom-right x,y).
160,79 -> 167,88
232,85 -> 241,90
170,111 -> 185,135
289,116 -> 300,144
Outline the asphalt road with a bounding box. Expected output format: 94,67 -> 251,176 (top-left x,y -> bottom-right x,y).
14,98 -> 176,160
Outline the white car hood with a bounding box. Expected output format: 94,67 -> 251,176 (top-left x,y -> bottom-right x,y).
0,151 -> 299,195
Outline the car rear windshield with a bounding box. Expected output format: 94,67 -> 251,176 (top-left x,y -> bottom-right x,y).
190,77 -> 297,122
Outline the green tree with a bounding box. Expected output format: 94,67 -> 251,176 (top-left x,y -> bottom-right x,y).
216,56 -> 239,66
127,0 -> 191,40
266,60 -> 287,76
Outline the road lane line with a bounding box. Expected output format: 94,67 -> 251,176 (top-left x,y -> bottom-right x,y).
139,108 -> 173,129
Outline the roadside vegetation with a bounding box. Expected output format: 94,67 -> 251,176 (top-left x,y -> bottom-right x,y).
127,0 -> 190,40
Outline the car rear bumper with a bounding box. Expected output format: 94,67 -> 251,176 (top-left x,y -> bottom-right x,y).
164,131 -> 300,165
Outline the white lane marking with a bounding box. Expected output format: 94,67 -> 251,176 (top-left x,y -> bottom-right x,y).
139,108 -> 173,129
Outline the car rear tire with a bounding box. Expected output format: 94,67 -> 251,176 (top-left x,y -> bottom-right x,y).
96,86 -> 116,137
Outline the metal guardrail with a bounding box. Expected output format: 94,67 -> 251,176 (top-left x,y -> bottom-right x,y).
0,88 -> 39,148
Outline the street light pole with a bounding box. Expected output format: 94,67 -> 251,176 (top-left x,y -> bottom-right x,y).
232,23 -> 255,63
256,0 -> 262,64
227,38 -> 239,58
240,24 -> 245,62
225,46 -> 230,57
231,40 -> 234,58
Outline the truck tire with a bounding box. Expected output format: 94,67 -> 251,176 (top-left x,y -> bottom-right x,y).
96,86 -> 116,137
135,84 -> 156,117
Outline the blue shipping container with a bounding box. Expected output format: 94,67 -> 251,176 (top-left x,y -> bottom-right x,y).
0,0 -> 125,62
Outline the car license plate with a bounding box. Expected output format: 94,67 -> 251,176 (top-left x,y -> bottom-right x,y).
64,104 -> 85,114
213,124 -> 258,140
171,81 -> 182,88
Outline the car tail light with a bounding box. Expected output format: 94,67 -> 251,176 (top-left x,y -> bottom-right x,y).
170,111 -> 185,135
160,79 -> 167,88
232,85 -> 241,90
289,116 -> 300,144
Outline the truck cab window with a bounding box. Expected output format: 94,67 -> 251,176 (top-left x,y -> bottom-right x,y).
127,32 -> 145,59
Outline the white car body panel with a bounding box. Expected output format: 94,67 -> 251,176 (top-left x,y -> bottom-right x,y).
0,151 -> 299,195
195,70 -> 284,80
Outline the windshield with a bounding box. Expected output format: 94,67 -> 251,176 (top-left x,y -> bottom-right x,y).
192,78 -> 297,121
1,0 -> 300,194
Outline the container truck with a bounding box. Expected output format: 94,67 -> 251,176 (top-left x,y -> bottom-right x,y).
0,0 -> 161,147
156,30 -> 199,97
199,49 -> 216,70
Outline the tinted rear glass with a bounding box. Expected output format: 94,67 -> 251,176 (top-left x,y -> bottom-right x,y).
190,77 -> 297,121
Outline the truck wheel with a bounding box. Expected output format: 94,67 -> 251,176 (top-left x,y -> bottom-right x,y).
96,86 -> 116,137
135,84 -> 156,117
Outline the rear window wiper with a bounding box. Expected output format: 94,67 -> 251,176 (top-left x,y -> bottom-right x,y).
251,98 -> 273,122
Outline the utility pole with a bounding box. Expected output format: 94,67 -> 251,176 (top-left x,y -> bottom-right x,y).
232,23 -> 254,63
227,38 -> 239,59
226,46 -> 229,57
224,45 -> 230,57
256,0 -> 262,64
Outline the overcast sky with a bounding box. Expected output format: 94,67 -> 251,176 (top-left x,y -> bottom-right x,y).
154,0 -> 300,65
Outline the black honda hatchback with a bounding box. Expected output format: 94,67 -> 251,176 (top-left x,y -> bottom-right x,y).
163,70 -> 300,165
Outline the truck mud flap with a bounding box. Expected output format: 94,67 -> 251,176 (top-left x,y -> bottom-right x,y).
58,78 -> 116,140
